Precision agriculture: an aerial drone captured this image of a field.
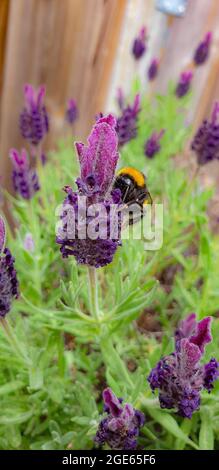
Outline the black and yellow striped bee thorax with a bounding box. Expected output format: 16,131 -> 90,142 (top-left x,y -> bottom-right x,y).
113,167 -> 152,225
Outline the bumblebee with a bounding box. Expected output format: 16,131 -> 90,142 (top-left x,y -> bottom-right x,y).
113,167 -> 152,225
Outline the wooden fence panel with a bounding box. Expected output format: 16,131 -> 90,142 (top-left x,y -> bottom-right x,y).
0,0 -> 126,195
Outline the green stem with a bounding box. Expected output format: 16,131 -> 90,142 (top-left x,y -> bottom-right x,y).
88,267 -> 100,321
100,337 -> 134,389
0,318 -> 31,365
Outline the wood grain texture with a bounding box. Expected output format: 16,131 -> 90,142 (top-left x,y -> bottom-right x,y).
0,0 -> 9,94
0,0 -> 126,195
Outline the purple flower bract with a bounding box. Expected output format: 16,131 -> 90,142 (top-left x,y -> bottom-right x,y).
9,148 -> 40,200
194,32 -> 212,66
132,27 -> 147,60
144,130 -> 165,158
191,102 -> 219,165
148,314 -> 219,418
95,388 -> 145,450
19,84 -> 49,146
65,99 -> 78,125
116,95 -> 141,147
148,58 -> 159,81
175,71 -> 193,98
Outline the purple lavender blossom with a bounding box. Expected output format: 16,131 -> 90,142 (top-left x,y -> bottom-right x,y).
23,233 -> 35,253
191,102 -> 219,165
175,71 -> 193,98
194,32 -> 212,66
116,88 -> 125,111
132,26 -> 147,60
65,99 -> 78,125
0,216 -> 19,318
116,94 -> 141,147
9,148 -> 40,200
148,314 -> 219,418
95,388 -> 145,450
40,153 -> 47,166
56,114 -> 122,268
203,358 -> 219,392
148,58 -> 159,81
144,130 -> 165,158
19,84 -> 49,146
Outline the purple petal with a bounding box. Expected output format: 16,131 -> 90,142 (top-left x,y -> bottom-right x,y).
36,85 -> 46,107
205,32 -> 212,45
0,215 -> 6,254
103,388 -> 123,418
9,148 -> 28,169
97,114 -> 117,127
123,403 -> 135,421
139,26 -> 147,41
133,94 -> 141,116
190,317 -> 212,353
203,358 -> 219,392
24,83 -> 34,107
75,142 -> 85,159
75,114 -> 119,195
117,88 -> 125,111
180,338 -> 202,371
179,313 -> 197,338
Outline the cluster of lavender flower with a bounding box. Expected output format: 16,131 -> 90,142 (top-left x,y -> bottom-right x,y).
8,84 -> 79,200
94,314 -> 218,450
0,216 -> 19,318
175,31 -> 212,99
115,29 -> 213,161
10,84 -> 49,200
132,26 -> 160,82
191,102 -> 219,166
132,26 -> 212,93
148,314 -> 219,418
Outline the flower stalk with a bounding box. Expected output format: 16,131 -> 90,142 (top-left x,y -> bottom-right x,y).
88,267 -> 100,321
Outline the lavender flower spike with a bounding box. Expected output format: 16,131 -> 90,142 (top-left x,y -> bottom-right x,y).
65,99 -> 78,125
144,129 -> 165,158
95,388 -> 145,450
23,233 -> 35,253
9,148 -> 40,200
132,26 -> 147,60
204,358 -> 219,392
56,114 -> 122,268
191,102 -> 219,165
20,83 -> 49,146
194,32 -> 212,66
148,58 -> 159,81
116,94 -> 141,147
0,216 -> 19,318
116,88 -> 125,111
175,70 -> 193,98
148,314 -> 219,418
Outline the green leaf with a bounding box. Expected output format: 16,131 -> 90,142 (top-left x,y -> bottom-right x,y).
199,407 -> 214,450
146,408 -> 199,450
0,381 -> 24,396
